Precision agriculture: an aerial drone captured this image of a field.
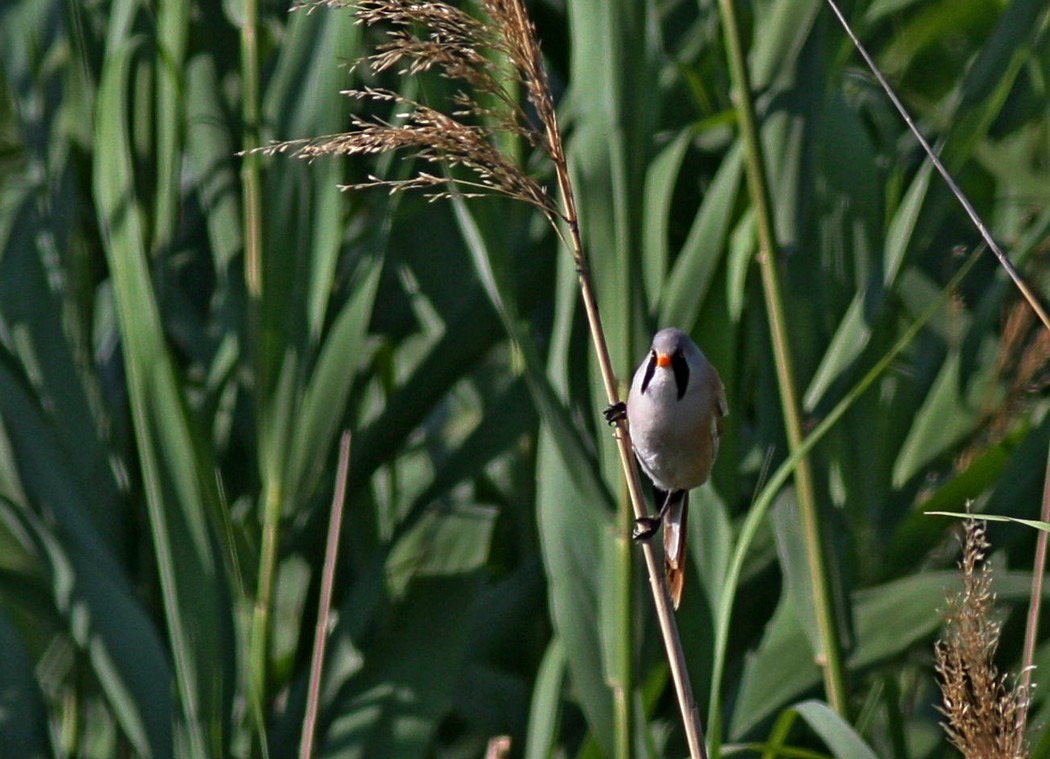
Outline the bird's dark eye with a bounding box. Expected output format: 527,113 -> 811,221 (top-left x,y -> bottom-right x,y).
671,350 -> 689,400
640,351 -> 657,394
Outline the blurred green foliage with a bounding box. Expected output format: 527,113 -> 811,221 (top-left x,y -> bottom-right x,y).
0,0 -> 1048,757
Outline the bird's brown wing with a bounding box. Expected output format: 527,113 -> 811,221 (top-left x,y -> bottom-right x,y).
712,380 -> 728,457
668,380 -> 726,609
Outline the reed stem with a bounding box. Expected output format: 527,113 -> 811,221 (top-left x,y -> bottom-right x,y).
1018,441 -> 1050,743
299,432 -> 352,759
705,249 -> 980,754
240,0 -> 272,754
542,93 -> 709,759
715,0 -> 850,721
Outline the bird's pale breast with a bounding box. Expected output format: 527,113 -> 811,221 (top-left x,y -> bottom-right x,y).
628,374 -> 719,492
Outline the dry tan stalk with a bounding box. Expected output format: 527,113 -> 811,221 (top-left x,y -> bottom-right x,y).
262,2 -> 710,757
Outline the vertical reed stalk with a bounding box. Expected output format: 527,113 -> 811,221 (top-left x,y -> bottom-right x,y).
523,1 -> 706,748
715,0 -> 850,720
155,0 -> 187,253
556,169 -> 707,759
299,432 -> 352,759
565,204 -> 709,759
240,0 -> 272,752
241,0 -> 263,299
614,496 -> 634,759
705,250 -> 981,756
1018,442 -> 1050,741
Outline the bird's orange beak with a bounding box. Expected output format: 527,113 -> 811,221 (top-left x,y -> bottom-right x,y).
656,352 -> 671,368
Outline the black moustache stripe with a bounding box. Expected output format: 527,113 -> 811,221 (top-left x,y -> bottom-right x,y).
640,352 -> 657,395
672,351 -> 689,400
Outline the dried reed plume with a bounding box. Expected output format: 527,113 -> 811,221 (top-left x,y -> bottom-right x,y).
262,0 -> 565,231
935,519 -> 1029,759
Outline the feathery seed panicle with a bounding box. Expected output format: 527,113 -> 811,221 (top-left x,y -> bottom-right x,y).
935,519 -> 1029,759
266,0 -> 563,226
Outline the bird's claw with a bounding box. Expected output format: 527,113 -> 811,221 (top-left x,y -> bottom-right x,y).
632,516 -> 661,542
603,401 -> 627,425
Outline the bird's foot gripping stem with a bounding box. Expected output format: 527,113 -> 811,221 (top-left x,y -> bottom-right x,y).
632,490 -> 678,542
631,516 -> 662,541
603,401 -> 627,425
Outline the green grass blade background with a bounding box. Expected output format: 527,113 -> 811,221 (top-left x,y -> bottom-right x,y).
94,36 -> 233,758
0,0 -> 1048,756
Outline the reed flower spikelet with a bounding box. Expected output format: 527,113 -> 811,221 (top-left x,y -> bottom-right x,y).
935,519 -> 1029,759
261,0 -> 565,229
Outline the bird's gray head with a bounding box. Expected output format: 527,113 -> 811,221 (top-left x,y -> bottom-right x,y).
640,328 -> 702,400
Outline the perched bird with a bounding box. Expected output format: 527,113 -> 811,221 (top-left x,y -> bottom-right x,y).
605,328 -> 727,608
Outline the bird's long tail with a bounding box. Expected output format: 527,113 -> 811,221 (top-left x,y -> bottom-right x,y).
662,489 -> 688,609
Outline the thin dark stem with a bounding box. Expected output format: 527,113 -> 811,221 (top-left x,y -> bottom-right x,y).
299,431 -> 352,759
1018,440 -> 1050,744
825,0 -> 1050,746
823,0 -> 1050,334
